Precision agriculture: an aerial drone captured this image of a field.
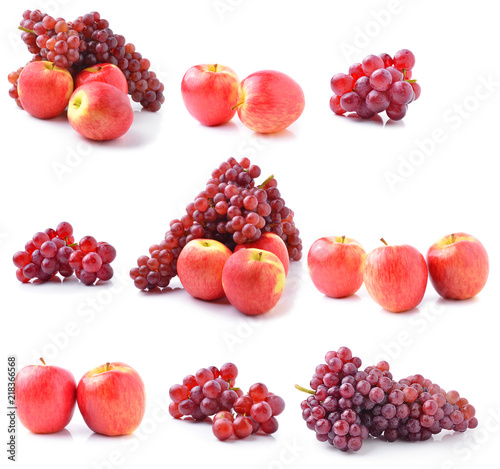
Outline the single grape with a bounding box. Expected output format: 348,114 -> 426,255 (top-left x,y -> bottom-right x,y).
330,73 -> 354,96
82,252 -> 103,273
369,69 -> 392,92
348,63 -> 365,81
212,418 -> 233,441
362,54 -> 384,76
250,401 -> 272,423
354,76 -> 373,99
388,81 -> 414,105
393,49 -> 415,71
340,92 -> 361,112
233,415 -> 253,438
366,90 -> 390,113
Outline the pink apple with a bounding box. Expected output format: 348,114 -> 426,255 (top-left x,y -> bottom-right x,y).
234,233 -> 289,276
75,63 -> 128,94
363,239 -> 428,313
222,248 -> 285,315
67,82 -> 134,141
181,64 -> 240,126
18,61 -> 74,119
308,236 -> 366,298
15,358 -> 76,433
77,362 -> 145,436
177,239 -> 232,300
427,233 -> 489,300
235,70 -> 305,133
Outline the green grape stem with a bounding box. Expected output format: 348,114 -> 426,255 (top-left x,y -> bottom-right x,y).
294,384 -> 315,395
258,174 -> 275,189
18,26 -> 35,34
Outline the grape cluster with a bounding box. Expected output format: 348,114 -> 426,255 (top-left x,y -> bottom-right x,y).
297,347 -> 477,452
13,222 -> 116,286
130,157 -> 302,291
10,9 -> 165,111
330,49 -> 420,121
169,363 -> 285,441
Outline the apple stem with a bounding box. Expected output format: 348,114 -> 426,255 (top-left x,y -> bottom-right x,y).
294,384 -> 315,395
341,235 -> 345,243
214,64 -> 218,72
380,238 -> 388,246
40,357 -> 46,365
18,26 -> 35,34
257,174 -> 275,189
450,233 -> 455,243
105,362 -> 110,371
231,100 -> 245,111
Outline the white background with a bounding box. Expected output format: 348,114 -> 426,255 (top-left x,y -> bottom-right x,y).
1,1 -> 499,468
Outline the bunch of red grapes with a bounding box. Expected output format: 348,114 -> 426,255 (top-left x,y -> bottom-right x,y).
298,346 -> 477,452
130,157 -> 302,291
13,222 -> 116,285
9,9 -> 164,111
330,49 -> 420,121
169,363 -> 285,441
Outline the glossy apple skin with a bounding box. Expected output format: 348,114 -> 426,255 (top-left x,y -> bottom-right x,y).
427,233 -> 489,300
18,61 -> 74,119
222,248 -> 285,315
67,82 -> 134,141
75,63 -> 128,94
77,362 -> 145,436
364,244 -> 428,313
237,70 -> 305,133
308,236 -> 366,298
181,64 -> 239,126
177,239 -> 232,300
15,364 -> 76,434
234,233 -> 289,276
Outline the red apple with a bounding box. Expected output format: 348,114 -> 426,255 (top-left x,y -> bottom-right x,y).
77,362 -> 145,436
308,236 -> 366,298
18,61 -> 74,119
181,64 -> 240,126
15,358 -> 76,434
177,239 -> 232,300
234,233 -> 289,276
75,63 -> 128,94
427,233 -> 489,300
363,239 -> 428,313
67,82 -> 134,141
222,248 -> 285,315
235,70 -> 305,133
